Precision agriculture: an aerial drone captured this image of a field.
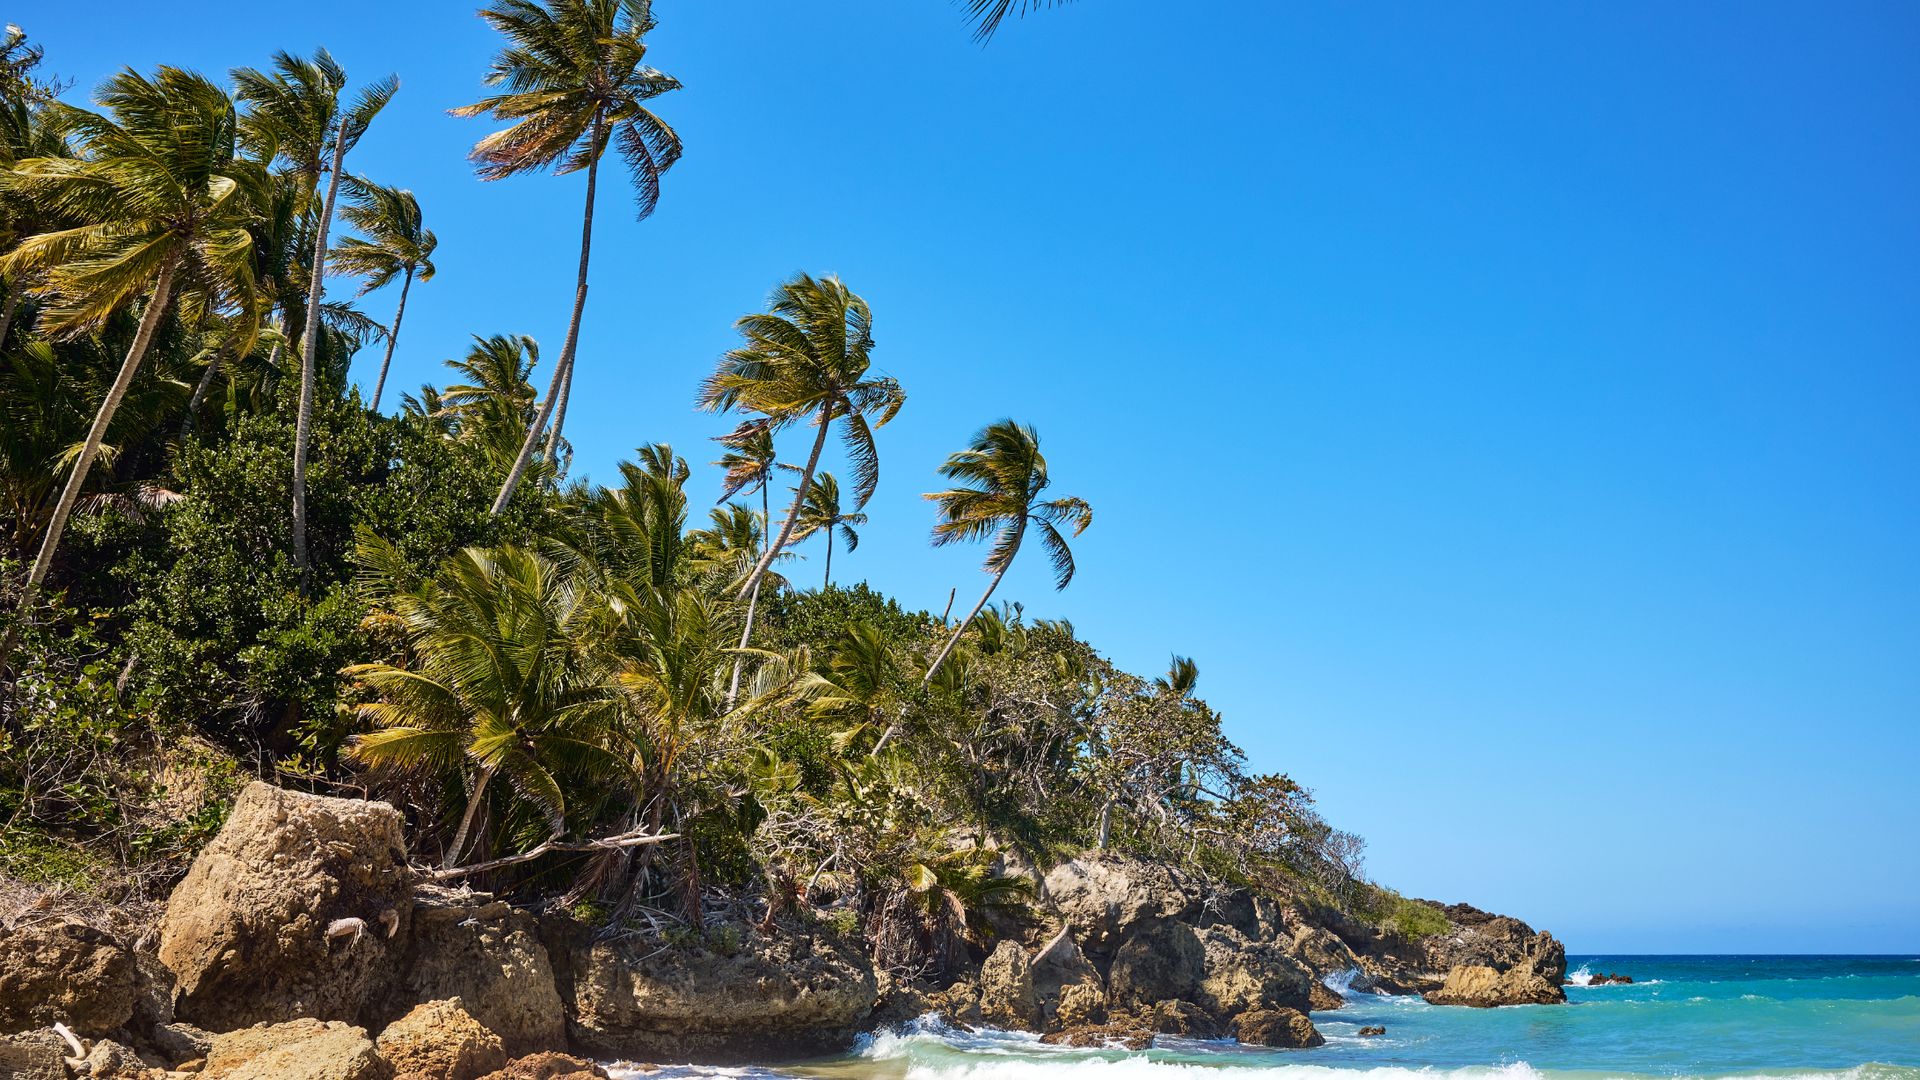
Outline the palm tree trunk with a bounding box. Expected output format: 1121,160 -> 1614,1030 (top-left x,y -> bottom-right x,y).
922,524 -> 1023,686
369,266 -> 412,411
181,344 -> 228,436
292,125 -> 350,587
2,257 -> 179,673
491,119 -> 602,517
444,765 -> 496,870
727,403 -> 833,705
823,529 -> 832,590
1096,799 -> 1114,849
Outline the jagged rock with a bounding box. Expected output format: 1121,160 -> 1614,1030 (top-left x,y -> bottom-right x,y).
1041,855 -> 1194,953
1194,924 -> 1315,1021
0,1030 -> 69,1080
867,972 -> 933,1028
131,950 -> 176,1031
1029,928 -> 1103,1030
83,1037 -> 148,1077
1233,1007 -> 1324,1048
159,783 -> 414,1031
203,1019 -> 388,1080
926,979 -> 982,1028
474,1053 -> 609,1080
1422,964 -> 1566,1007
977,941 -> 1040,1030
1040,1022 -> 1152,1050
1419,904 -> 1566,986
0,918 -> 137,1035
389,897 -> 564,1056
1139,1000 -> 1224,1037
1289,924 -> 1365,981
148,1022 -> 215,1064
1107,921 -> 1203,1008
563,925 -> 878,1061
1053,983 -> 1107,1029
376,998 -> 507,1080
1308,981 -> 1345,1011
1358,1025 -> 1386,1036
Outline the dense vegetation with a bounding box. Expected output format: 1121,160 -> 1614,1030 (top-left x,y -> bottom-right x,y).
0,8 -> 1397,973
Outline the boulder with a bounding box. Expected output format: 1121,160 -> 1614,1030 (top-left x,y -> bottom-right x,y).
1139,1000 -> 1224,1037
867,972 -> 933,1029
389,896 -> 564,1056
1289,924 -> 1365,982
563,925 -> 878,1061
926,979 -> 982,1028
1358,1025 -> 1386,1036
203,1019 -> 388,1080
1041,855 -> 1193,954
1418,904 -> 1566,986
1194,925 -> 1315,1021
159,783 -> 414,1031
376,999 -> 507,1080
475,1053 -> 609,1080
1040,1021 -> 1152,1050
82,1037 -> 147,1077
1233,1007 -> 1323,1048
0,918 -> 137,1036
0,1030 -> 70,1080
1107,921 -> 1203,1008
1422,964 -> 1566,1007
1308,981 -> 1345,1011
148,1021 -> 215,1065
1053,983 -> 1107,1029
1029,928 -> 1103,1030
977,941 -> 1040,1030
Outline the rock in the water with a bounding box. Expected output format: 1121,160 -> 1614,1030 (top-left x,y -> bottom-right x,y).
564,926 -> 878,1061
475,1053 -> 609,1079
203,1018 -> 387,1080
1139,1000 -> 1224,1037
0,1030 -> 70,1080
391,896 -> 565,1056
1422,964 -> 1566,1007
1041,856 -> 1193,954
1053,982 -> 1107,1029
1419,904 -> 1566,987
977,941 -> 1040,1030
377,998 -> 507,1080
926,979 -> 982,1028
0,918 -> 137,1035
1358,1025 -> 1386,1036
1289,924 -> 1365,982
1233,1007 -> 1324,1048
159,782 -> 414,1030
1308,981 -> 1345,1011
1029,928 -> 1103,1030
1039,1021 -> 1152,1050
1107,921 -> 1203,1008
1194,925 -> 1315,1021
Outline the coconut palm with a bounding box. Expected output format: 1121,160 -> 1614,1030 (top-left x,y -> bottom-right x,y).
799,621 -> 900,751
712,417 -> 776,553
697,272 -> 906,701
0,67 -> 263,634
331,179 -> 436,410
454,0 -> 684,515
921,421 -> 1092,683
791,471 -> 867,590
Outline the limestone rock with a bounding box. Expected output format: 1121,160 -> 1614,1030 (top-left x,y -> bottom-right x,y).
376,999 -> 507,1080
203,1019 -> 388,1080
1139,1000 -> 1224,1037
926,979 -> 982,1028
1029,928 -> 1103,1030
564,925 -> 877,1061
159,783 -> 414,1030
1053,982 -> 1107,1029
1039,1021 -> 1152,1050
0,1030 -> 70,1080
0,918 -> 137,1035
1041,856 -> 1193,954
976,942 -> 1040,1031
83,1037 -> 148,1077
148,1022 -> 215,1065
1358,1025 -> 1386,1036
474,1053 -> 609,1080
1289,924 -> 1365,982
1422,964 -> 1566,1007
1193,924 -> 1315,1021
1308,981 -> 1345,1011
389,898 -> 564,1056
1107,921 -> 1203,1008
1233,1007 -> 1324,1048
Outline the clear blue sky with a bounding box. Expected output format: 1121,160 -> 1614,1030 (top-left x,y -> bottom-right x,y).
26,2 -> 1919,953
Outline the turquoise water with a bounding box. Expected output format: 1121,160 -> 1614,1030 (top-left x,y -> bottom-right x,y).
610,955 -> 1920,1080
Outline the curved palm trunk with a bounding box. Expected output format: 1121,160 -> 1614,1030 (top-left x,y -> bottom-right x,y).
182,342 -> 230,435
823,528 -> 833,590
2,258 -> 179,672
922,522 -> 1024,686
291,126 -> 350,587
491,121 -> 602,517
727,403 -> 833,705
444,764 -> 496,870
369,265 -> 413,411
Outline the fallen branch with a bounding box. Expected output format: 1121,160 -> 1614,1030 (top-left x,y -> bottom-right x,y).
419,830 -> 681,882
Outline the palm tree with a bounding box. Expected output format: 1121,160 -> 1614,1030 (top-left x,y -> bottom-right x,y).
331,179 -> 436,410
0,67 -> 262,636
347,541 -> 626,867
454,0 -> 684,515
713,417 -> 776,554
800,621 -> 900,751
697,272 -> 906,701
921,421 -> 1092,683
237,49 -> 398,584
792,471 -> 867,589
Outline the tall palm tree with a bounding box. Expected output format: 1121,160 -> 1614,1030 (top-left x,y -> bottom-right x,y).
0,67 -> 261,638
697,273 -> 905,701
237,49 -> 398,584
713,417 -> 775,554
331,179 -> 436,410
921,421 -> 1091,683
791,471 -> 867,589
454,0 -> 683,515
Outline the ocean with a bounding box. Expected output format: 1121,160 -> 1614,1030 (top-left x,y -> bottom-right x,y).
607,955 -> 1920,1080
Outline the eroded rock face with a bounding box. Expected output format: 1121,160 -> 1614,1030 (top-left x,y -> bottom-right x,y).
0,1030 -> 69,1080
1422,963 -> 1565,1007
1233,1007 -> 1324,1048
0,918 -> 136,1035
1194,925 -> 1315,1021
1029,928 -> 1104,1030
1420,904 -> 1567,987
475,1053 -> 609,1080
159,782 -> 414,1031
977,941 -> 1040,1030
203,1018 -> 389,1080
1041,856 -> 1194,954
564,927 -> 878,1061
376,998 -> 507,1080
1107,921 -> 1203,1008
390,896 -> 565,1056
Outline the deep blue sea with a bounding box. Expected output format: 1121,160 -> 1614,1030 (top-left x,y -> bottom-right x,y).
610,955 -> 1920,1080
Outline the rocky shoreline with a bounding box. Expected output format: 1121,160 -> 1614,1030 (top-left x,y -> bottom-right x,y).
0,783 -> 1567,1079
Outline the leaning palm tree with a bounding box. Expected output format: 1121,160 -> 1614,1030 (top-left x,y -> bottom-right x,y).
712,417 -> 776,551
331,179 -> 436,410
454,0 -> 684,515
697,273 -> 906,701
791,471 -> 867,589
0,67 -> 262,639
921,421 -> 1092,683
